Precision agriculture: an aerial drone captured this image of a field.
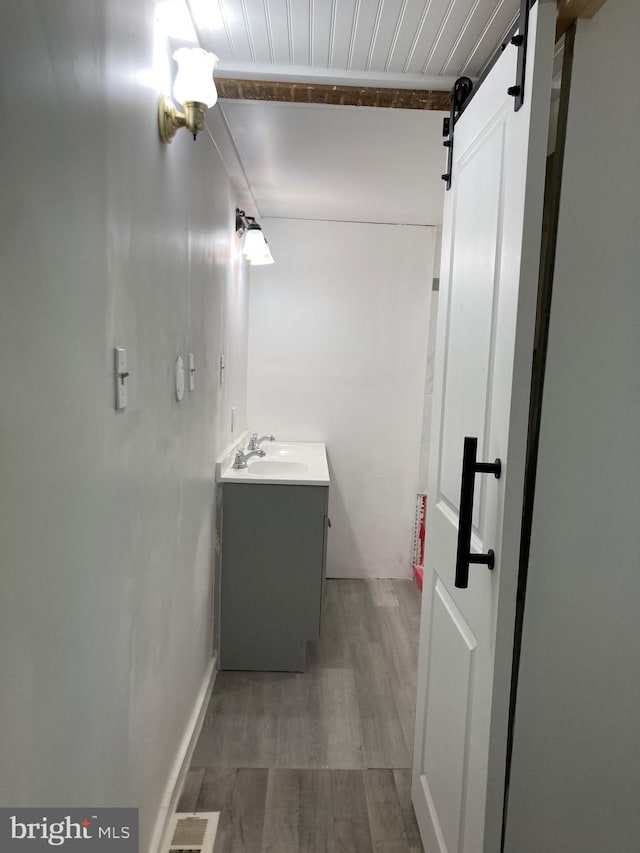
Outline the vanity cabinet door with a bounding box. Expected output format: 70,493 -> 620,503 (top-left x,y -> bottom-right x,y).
220,483 -> 329,671
319,514 -> 331,633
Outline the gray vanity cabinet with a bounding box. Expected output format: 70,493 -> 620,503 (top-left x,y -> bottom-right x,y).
219,482 -> 329,672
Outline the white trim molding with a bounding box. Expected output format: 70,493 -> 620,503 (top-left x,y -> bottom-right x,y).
149,656 -> 218,853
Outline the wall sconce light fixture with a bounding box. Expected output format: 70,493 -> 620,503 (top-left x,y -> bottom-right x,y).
236,208 -> 275,265
158,48 -> 219,144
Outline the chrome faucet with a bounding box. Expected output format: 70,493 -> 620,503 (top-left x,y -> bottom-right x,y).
232,447 -> 266,469
247,433 -> 276,451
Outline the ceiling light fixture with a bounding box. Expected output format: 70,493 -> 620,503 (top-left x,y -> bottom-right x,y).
236,209 -> 275,265
158,48 -> 219,144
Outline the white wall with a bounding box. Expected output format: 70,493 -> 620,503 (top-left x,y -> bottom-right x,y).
0,2 -> 248,850
504,1 -> 640,850
247,218 -> 434,579
417,227 -> 441,496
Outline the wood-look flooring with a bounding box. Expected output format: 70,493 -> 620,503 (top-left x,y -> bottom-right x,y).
181,578 -> 424,852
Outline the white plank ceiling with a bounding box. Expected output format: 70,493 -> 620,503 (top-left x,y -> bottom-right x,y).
184,0 -> 525,226
190,0 -> 520,84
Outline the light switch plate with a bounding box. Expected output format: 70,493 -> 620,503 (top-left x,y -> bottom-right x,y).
188,353 -> 196,391
114,347 -> 128,410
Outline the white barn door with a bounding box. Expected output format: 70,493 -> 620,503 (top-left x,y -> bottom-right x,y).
412,4 -> 555,852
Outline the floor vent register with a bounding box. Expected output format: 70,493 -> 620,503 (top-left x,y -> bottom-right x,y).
161,812 -> 220,853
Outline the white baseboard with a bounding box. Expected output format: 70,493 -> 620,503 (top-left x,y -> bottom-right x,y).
148,654 -> 218,853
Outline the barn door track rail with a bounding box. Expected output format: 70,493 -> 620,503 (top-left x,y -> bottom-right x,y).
442,0 -> 534,189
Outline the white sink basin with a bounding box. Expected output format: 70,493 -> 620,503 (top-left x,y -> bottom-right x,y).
247,460 -> 310,476
218,441 -> 329,486
264,442 -> 300,458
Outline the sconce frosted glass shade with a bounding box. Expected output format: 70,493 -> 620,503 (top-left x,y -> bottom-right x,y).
242,226 -> 268,259
250,244 -> 275,265
173,48 -> 219,107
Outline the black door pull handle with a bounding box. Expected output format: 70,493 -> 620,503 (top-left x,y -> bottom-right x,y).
455,436 -> 501,589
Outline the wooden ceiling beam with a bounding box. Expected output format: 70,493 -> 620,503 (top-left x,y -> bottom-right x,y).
556,0 -> 608,37
217,78 -> 450,111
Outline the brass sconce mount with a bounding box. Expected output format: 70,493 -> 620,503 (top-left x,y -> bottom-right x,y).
158,94 -> 208,144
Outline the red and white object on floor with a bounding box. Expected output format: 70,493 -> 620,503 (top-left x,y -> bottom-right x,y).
412,494 -> 427,591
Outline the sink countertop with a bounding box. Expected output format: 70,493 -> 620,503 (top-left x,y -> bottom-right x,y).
217,441 -> 330,486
